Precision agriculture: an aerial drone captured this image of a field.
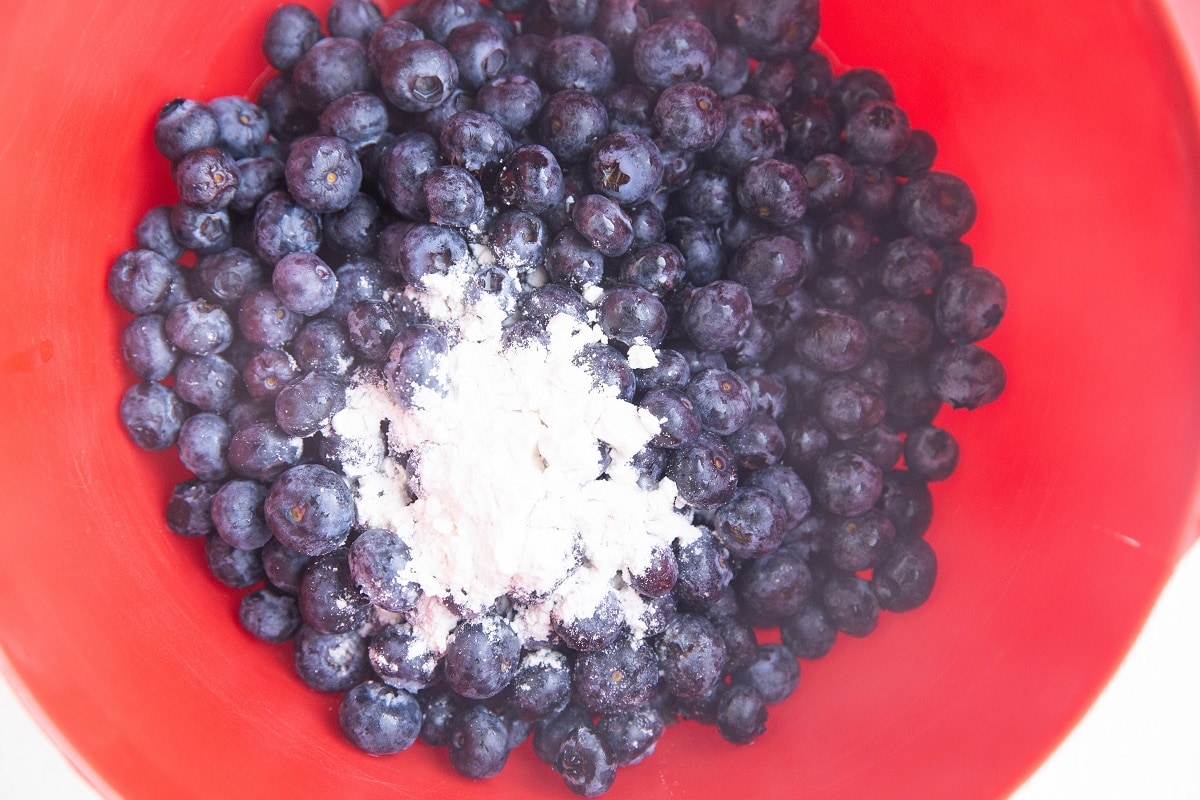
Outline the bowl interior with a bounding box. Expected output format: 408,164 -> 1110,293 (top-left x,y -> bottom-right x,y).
2,1 -> 1200,798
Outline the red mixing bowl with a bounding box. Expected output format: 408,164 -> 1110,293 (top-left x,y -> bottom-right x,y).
2,1 -> 1200,798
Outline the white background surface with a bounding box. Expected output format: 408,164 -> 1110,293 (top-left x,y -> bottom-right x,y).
2,543 -> 1199,799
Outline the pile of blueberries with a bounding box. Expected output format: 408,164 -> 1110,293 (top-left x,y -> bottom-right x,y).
109,0 -> 1007,795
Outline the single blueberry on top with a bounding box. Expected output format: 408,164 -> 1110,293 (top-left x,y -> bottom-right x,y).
264,463 -> 356,556
381,39 -> 460,113
443,615 -> 521,699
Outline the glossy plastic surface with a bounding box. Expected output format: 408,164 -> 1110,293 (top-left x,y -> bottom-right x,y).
2,1 -> 1200,798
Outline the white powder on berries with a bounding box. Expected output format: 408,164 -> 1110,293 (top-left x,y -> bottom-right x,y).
331,254 -> 696,654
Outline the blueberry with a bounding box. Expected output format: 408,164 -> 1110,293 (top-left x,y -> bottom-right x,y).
204,533 -> 265,588
667,433 -> 738,509
368,18 -> 426,76
872,536 -> 938,612
801,153 -> 854,216
534,704 -> 592,764
639,387 -> 700,449
678,169 -> 734,223
172,354 -> 237,413
904,424 -> 960,481
782,414 -> 831,472
588,131 -> 664,207
284,135 -> 362,214
779,599 -> 837,660
443,615 -> 520,699
545,0 -> 601,30
736,158 -> 807,228
385,223 -> 465,283
899,170 -> 978,243
385,325 -> 449,407
651,82 -> 723,152
165,479 -> 220,537
738,367 -> 790,419
892,128 -> 939,177
382,39 -> 459,113
722,0 -> 818,58
685,367 -> 752,436
262,4 -> 323,72
572,343 -> 636,402
164,299 -> 234,356
534,34 -> 613,96
715,617 -> 758,675
241,348 -> 299,401
377,132 -> 441,221
633,17 -> 716,89
505,648 -> 572,722
572,637 -> 659,712
238,586 -> 303,643
419,688 -> 464,746
821,571 -> 880,636
228,421 -> 305,482
794,308 -> 869,373
595,708 -> 663,766
553,588 -> 625,653
327,0 -> 384,45
620,243 -> 687,298
338,680 -> 422,756
673,679 -> 724,724
120,315 -> 178,381
934,265 -> 1007,343
861,297 -> 935,363
297,547 -> 371,634
728,233 -> 808,304
449,705 -> 510,779
845,99 -> 911,165
632,347 -> 690,394
292,37 -> 372,112
274,371 -> 346,437
264,463 -> 355,556
702,44 -> 751,103
173,146 -> 240,212
210,479 -> 271,551
521,283 -> 589,327
852,162 -> 898,219
367,623 -> 441,691
555,727 -> 616,798
261,538 -> 313,595
134,205 -> 186,260
815,376 -> 886,441
731,643 -> 799,706
423,165 -> 485,228
495,144 -> 566,214
743,466 -> 810,531
209,96 -> 269,159
348,527 -> 421,613
628,202 -> 667,245
538,89 -> 610,165
572,194 -> 633,257
154,98 -> 220,162
194,248 -> 264,308
292,624 -> 371,692
879,237 -> 942,300
253,189 -> 323,264
504,30 -> 548,74
592,0 -> 649,62
662,217 -> 719,286
714,684 -> 766,745
108,249 -> 177,315
682,280 -> 752,352
709,94 -> 785,172
848,424 -> 904,471
826,510 -> 896,572
812,449 -> 884,518
604,84 -> 656,136
597,286 -> 668,348
725,413 -> 785,471
175,412 -> 231,481
258,75 -> 319,142
624,545 -> 677,598
653,613 -> 727,698
714,487 -> 786,559
439,110 -> 513,175
294,317 -> 354,372
315,94 -> 387,152
927,344 -> 1006,409
475,74 -> 543,136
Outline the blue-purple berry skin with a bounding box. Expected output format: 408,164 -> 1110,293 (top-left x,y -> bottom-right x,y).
338,680 -> 423,755
264,463 -> 356,556
239,587 -> 303,643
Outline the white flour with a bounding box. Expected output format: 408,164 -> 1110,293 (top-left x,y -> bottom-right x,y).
331,253 -> 696,654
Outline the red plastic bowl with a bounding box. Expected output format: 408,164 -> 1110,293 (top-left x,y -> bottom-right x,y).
2,1 -> 1200,798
